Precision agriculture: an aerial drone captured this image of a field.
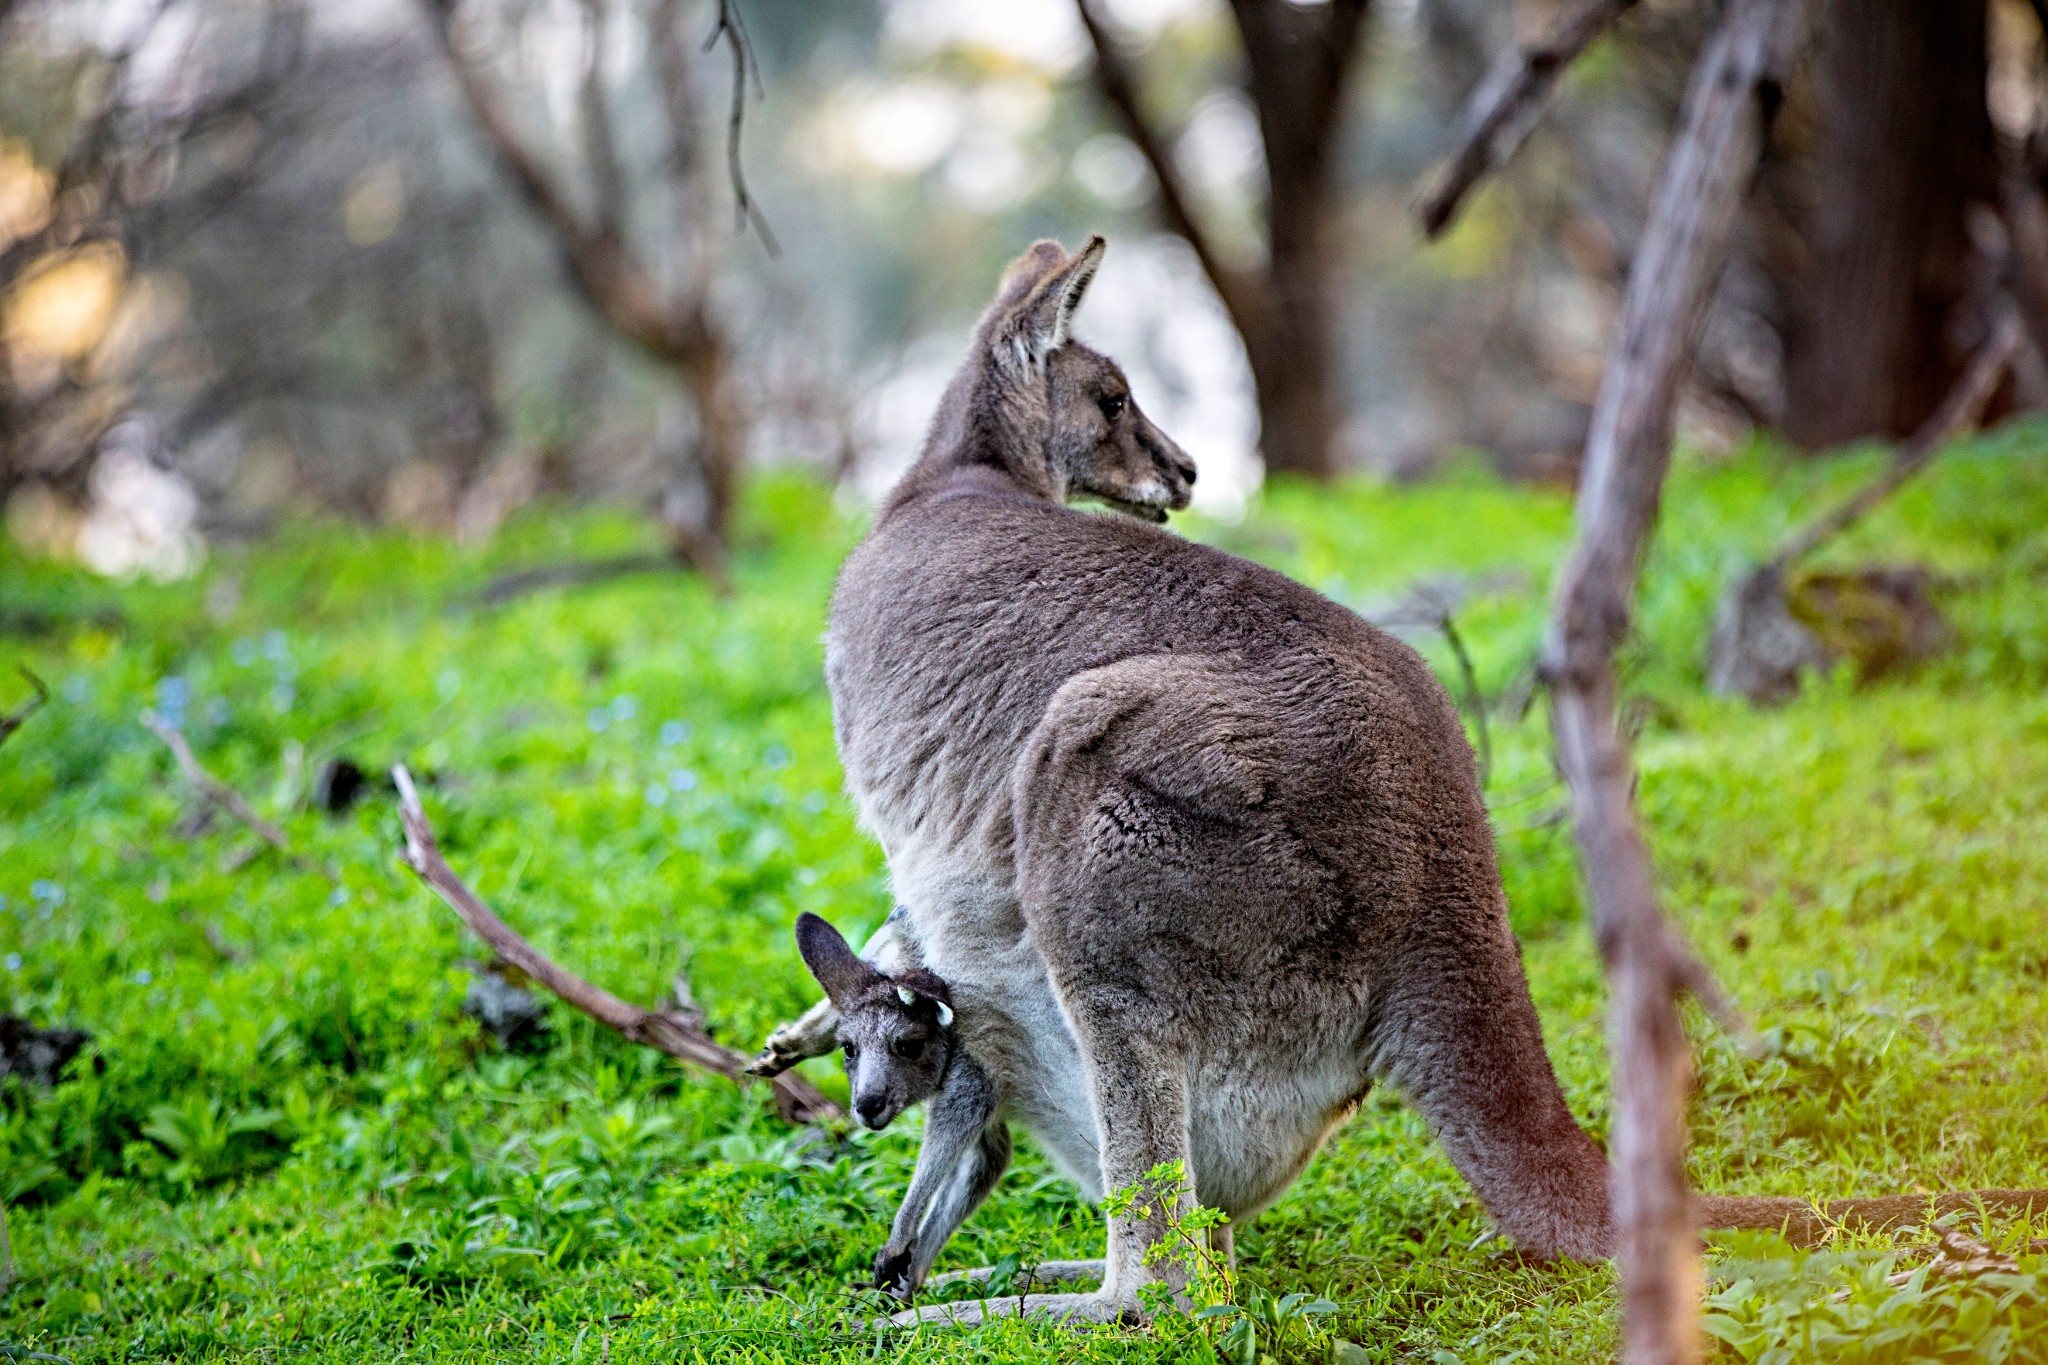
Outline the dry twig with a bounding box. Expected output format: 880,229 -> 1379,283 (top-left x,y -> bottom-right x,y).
1769,311 -> 2021,573
141,709 -> 332,881
469,552 -> 679,607
391,765 -> 839,1124
704,0 -> 776,254
1371,588 -> 1492,789
1537,1 -> 1807,1360
1416,0 -> 1638,239
0,667 -> 49,751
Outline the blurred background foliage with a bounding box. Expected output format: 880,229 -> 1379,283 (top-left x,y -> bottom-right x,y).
4,0 -> 2043,587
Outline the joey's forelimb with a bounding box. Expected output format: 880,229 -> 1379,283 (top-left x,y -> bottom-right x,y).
871,1056 -> 1007,1298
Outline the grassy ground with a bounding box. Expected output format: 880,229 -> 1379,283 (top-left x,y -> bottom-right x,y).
3,431 -> 2047,1363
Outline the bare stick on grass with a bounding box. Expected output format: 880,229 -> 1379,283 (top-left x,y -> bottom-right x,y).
1769,311 -> 2021,574
391,765 -> 840,1125
142,709 -> 332,881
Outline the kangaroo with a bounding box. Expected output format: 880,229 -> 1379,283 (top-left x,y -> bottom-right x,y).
788,912 -> 1004,1300
768,237 -> 2046,1326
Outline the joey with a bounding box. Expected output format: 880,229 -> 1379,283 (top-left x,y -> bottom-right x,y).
788,912 -> 1004,1299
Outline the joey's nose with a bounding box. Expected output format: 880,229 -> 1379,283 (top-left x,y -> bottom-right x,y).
855,1095 -> 890,1128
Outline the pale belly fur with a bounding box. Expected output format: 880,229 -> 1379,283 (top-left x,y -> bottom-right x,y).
872,811 -> 1364,1220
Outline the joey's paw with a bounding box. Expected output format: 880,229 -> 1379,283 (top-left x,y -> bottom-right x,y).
745,1025 -> 814,1077
873,1245 -> 915,1298
742,1044 -> 792,1078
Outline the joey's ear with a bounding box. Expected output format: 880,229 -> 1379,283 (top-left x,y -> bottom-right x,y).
794,913 -> 881,1007
893,969 -> 956,1028
894,983 -> 955,1028
995,235 -> 1106,370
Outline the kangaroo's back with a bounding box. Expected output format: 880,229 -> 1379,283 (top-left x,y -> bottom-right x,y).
828,471 -> 1484,890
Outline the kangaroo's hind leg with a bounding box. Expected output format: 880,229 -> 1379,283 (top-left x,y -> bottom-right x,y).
1005,656 -> 1285,1322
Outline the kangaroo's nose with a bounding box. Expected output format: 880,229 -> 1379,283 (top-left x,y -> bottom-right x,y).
855,1094 -> 890,1128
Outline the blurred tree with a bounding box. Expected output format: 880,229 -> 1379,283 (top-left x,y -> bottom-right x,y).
421,0 -> 761,582
0,1 -> 312,506
1074,0 -> 1370,481
1774,0 -> 1999,449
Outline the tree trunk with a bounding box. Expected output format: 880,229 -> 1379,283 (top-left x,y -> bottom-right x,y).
1076,0 -> 1365,482
1541,0 -> 1806,1358
1240,266 -> 1339,481
1780,0 -> 1995,448
1230,0 -> 1366,480
669,340 -> 740,590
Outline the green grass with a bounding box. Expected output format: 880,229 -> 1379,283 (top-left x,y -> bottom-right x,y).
2,431 -> 2047,1363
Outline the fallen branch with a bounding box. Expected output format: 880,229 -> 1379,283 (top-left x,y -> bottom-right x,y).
0,667 -> 48,751
1699,1190 -> 2048,1250
391,765 -> 839,1125
1416,0 -> 1638,239
1708,312 -> 2021,702
141,710 -> 332,881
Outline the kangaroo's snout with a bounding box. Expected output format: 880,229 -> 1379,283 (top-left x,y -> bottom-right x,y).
854,1091 -> 894,1129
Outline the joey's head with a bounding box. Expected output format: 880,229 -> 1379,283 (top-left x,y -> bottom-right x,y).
967,236 -> 1196,523
793,912 -> 958,1131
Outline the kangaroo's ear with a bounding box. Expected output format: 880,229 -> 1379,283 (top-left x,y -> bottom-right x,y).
894,970 -> 956,1028
794,913 -> 882,1006
994,235 -> 1106,371
993,239 -> 1068,307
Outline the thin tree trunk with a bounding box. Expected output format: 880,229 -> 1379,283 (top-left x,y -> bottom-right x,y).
1230,0 -> 1367,480
1780,0 -> 1995,447
1540,1 -> 1806,1360
1075,0 -> 1367,481
423,0 -> 742,565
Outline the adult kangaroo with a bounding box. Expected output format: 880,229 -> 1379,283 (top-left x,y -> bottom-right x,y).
821,234 -> 1609,1324
785,235 -> 2048,1325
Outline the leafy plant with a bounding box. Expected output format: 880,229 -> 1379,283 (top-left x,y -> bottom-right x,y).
129,1095 -> 287,1188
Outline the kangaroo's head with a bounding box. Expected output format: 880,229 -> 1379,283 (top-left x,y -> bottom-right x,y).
793,912 -> 958,1131
961,235 -> 1196,523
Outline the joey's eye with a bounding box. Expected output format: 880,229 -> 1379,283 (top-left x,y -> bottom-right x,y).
892,1037 -> 926,1062
841,1042 -> 859,1060
1098,394 -> 1125,422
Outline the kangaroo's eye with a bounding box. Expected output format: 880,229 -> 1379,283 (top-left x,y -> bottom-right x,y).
892,1037 -> 926,1062
1097,394 -> 1125,422
841,1042 -> 859,1060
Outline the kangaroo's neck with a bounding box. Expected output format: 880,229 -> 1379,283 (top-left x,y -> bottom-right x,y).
885,364 -> 1060,516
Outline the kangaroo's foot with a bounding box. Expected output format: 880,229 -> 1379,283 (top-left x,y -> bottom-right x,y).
887,1290 -> 1139,1329
923,1258 -> 1106,1294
